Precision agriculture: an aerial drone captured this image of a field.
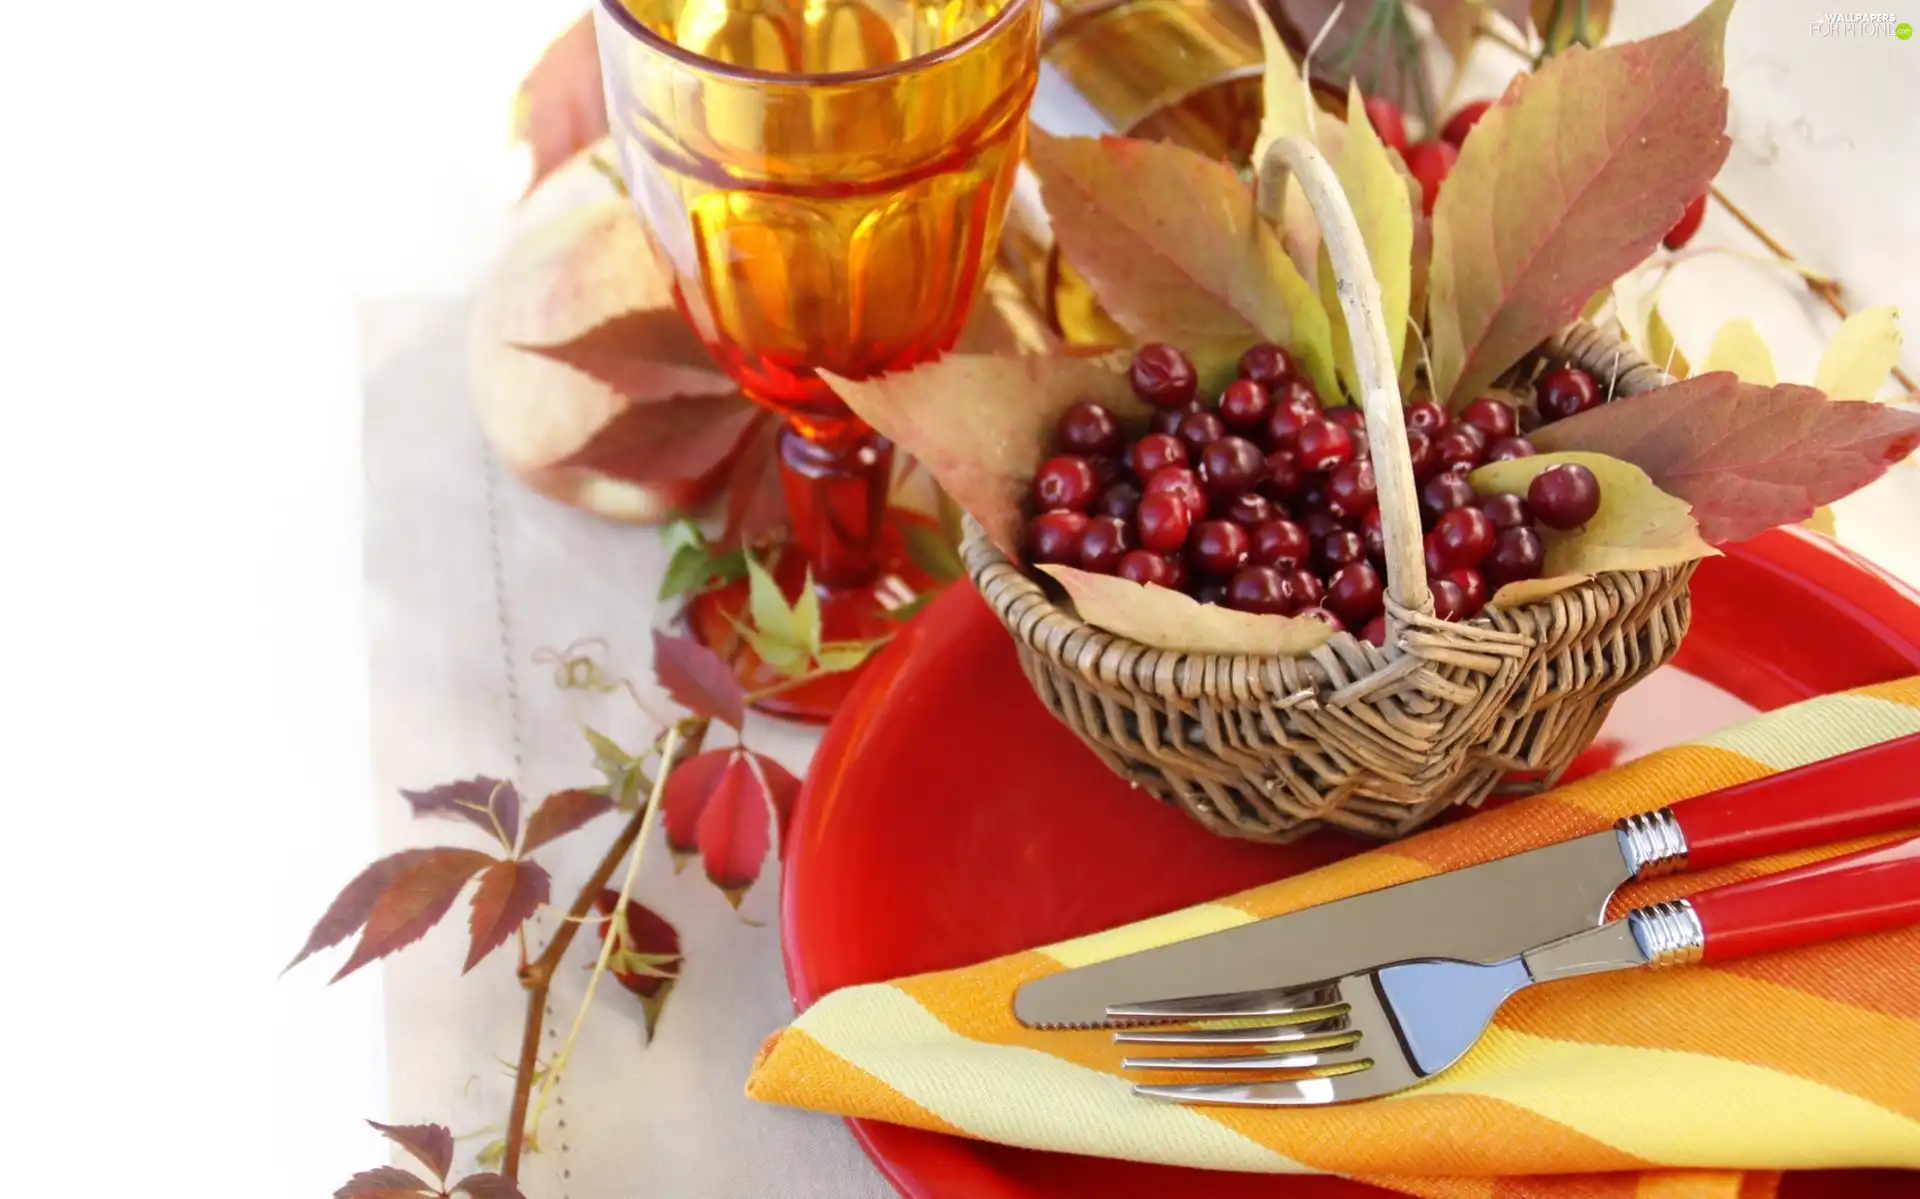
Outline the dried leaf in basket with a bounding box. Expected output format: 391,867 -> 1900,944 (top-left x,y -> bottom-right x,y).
1425,0 -> 1734,408
1251,1 -> 1346,285
821,353 -> 1146,557
1040,565 -> 1335,656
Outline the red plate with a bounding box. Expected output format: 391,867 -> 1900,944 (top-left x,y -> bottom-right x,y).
783,529 -> 1920,1199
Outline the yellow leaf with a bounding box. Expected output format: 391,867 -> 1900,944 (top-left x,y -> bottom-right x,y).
1469,452 -> 1717,577
745,557 -> 799,647
1647,304 -> 1689,378
1041,565 -> 1335,656
1700,318 -> 1776,385
1802,506 -> 1837,537
1488,574 -> 1592,610
1249,0 -> 1344,281
1324,82 -> 1414,388
1814,305 -> 1903,400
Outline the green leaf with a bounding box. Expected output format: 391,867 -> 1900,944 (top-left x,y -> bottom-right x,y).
734,620 -> 811,677
660,545 -> 715,601
745,556 -> 798,646
661,514 -> 706,558
814,640 -> 883,673
792,572 -> 822,656
902,522 -> 965,583
1814,305 -> 1903,400
1701,318 -> 1776,384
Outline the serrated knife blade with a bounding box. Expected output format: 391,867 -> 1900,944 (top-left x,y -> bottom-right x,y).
1012,830 -> 1637,1029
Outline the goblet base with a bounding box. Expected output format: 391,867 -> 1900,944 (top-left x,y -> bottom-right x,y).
682,517 -> 940,724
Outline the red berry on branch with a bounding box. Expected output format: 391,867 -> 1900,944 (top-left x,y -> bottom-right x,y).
1096,479 -> 1143,521
1031,455 -> 1098,512
1405,427 -> 1439,479
1218,379 -> 1271,431
1056,400 -> 1122,458
1250,518 -> 1311,569
1116,549 -> 1173,587
1136,491 -> 1195,553
1444,567 -> 1488,617
1430,577 -> 1469,621
1362,94 -> 1409,154
1434,506 -> 1496,568
1130,343 -> 1198,409
1239,343 -> 1296,386
1188,519 -> 1252,576
1262,449 -> 1304,498
1481,493 -> 1531,530
1176,410 -> 1226,457
1528,462 -> 1602,529
1077,515 -> 1134,574
1295,420 -> 1356,472
1325,561 -> 1384,623
1420,471 -> 1478,526
1199,435 -> 1268,496
1226,564 -> 1294,615
1664,193 -> 1708,251
1143,465 -> 1207,522
1326,460 -> 1378,518
1460,396 -> 1517,441
1440,99 -> 1491,147
1130,432 -> 1189,477
1404,140 -> 1458,216
1404,399 -> 1449,433
1536,366 -> 1601,422
1220,492 -> 1278,527
1024,511 -> 1088,565
1486,436 -> 1537,462
1485,526 -> 1546,585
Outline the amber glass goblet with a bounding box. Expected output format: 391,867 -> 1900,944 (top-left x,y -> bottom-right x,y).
596,0 -> 1042,722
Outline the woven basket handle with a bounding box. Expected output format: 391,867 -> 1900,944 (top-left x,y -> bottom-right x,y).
1256,135 -> 1434,634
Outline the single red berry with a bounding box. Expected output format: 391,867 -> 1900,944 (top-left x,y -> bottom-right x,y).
1362,94 -> 1409,154
1420,471 -> 1478,526
1299,510 -> 1340,541
1030,455 -> 1098,512
1116,549 -> 1173,588
1024,511 -> 1088,565
1135,491 -> 1194,553
1192,578 -> 1225,606
1263,387 -> 1322,449
1430,577 -> 1469,621
1218,379 -> 1271,431
1404,399 -> 1448,433
1325,561 -> 1384,623
1288,568 -> 1325,610
1423,533 -> 1450,579
1250,518 -> 1311,568
1298,606 -> 1346,633
1359,614 -> 1387,647
1077,515 -> 1134,574
1486,436 -> 1537,462
1432,428 -> 1485,474
1130,343 -> 1198,409
1349,426 -> 1371,462
1220,492 -> 1278,527
1151,401 -> 1201,437
1664,192 -> 1708,251
1444,567 -> 1488,617
1295,420 -> 1356,472
1434,506 -> 1496,568
1484,526 -> 1546,586
1405,427 -> 1439,479
1096,479 -> 1143,521
1239,343 -> 1296,386
1199,435 -> 1267,497
1319,528 -> 1368,572
1404,140 -> 1458,216
1226,565 -> 1294,615
1129,432 -> 1189,477
1328,406 -> 1368,434
1188,519 -> 1252,576
1536,366 -> 1601,423
1176,410 -> 1227,457
1460,396 -> 1518,441
1528,462 -> 1602,529
1481,493 -> 1531,530
1055,400 -> 1122,458
1361,507 -> 1386,561
1325,460 -> 1378,519
1143,465 -> 1207,522
1440,99 -> 1491,147
1262,449 -> 1304,499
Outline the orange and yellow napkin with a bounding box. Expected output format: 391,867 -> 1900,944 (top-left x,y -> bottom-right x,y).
747,678 -> 1920,1198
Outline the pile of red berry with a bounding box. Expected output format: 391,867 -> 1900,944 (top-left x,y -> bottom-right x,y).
1022,342 -> 1604,648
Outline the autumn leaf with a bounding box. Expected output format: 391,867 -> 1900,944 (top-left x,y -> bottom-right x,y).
1532,374 -> 1920,543
1322,82 -> 1413,392
746,751 -> 804,841
464,859 -> 551,973
1469,452 -> 1714,579
722,415 -> 786,546
1040,564 -> 1336,656
825,352 -> 1146,557
651,629 -> 746,729
334,1165 -> 435,1198
1251,0 -> 1339,280
367,1121 -> 453,1185
452,1174 -> 529,1199
1533,0 -> 1612,53
287,849 -> 437,974
663,748 -> 737,866
1647,304 -> 1689,378
332,848 -> 497,982
1272,0 -> 1429,119
1027,132 -> 1335,393
519,788 -> 615,855
1814,305 -> 1903,400
1702,319 -> 1776,384
594,889 -> 684,1038
1426,0 -> 1733,408
401,778 -> 520,850
513,12 -> 607,195
698,755 -> 775,908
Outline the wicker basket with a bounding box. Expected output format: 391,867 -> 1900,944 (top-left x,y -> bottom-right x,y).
962,135 -> 1696,843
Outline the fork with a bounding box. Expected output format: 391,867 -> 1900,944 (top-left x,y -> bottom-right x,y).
1113,834 -> 1920,1106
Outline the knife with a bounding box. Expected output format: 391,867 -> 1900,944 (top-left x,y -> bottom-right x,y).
1013,732 -> 1920,1029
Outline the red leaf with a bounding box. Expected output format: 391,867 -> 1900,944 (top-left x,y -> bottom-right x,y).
593,889 -> 684,1037
332,849 -> 496,982
1531,375 -> 1920,544
747,752 -> 804,841
401,778 -> 519,847
520,307 -> 729,391
334,1166 -> 433,1198
453,1174 -> 528,1199
286,850 -> 436,974
518,788 -> 615,855
662,749 -> 737,862
464,859 -> 552,973
513,12 -> 607,195
698,756 -> 773,908
366,1121 -> 453,1183
722,415 -> 786,547
558,390 -> 763,485
652,630 -> 746,729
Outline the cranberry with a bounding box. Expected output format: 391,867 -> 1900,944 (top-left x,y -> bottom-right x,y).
1460,396 -> 1517,441
1297,484 -> 1329,515
1405,427 -> 1439,479
1130,343 -> 1198,409
1199,436 -> 1267,496
1444,567 -> 1488,616
1298,606 -> 1346,633
1295,420 -> 1356,472
1536,366 -> 1601,422
1192,578 -> 1225,606
1361,507 -> 1386,561
1250,518 -> 1311,568
1430,577 -> 1469,621
1486,436 -> 1537,462
1484,526 -> 1546,585
1299,510 -> 1340,541
1326,460 -> 1378,519
1528,462 -> 1602,529
1031,455 -> 1098,512
1055,400 -> 1122,458
1664,193 -> 1708,251
1087,456 -> 1123,486
1263,387 -> 1322,449
1143,466 -> 1207,524
1349,426 -> 1371,462
1262,450 -> 1303,499
1423,534 -> 1450,578
1433,506 -> 1496,568
1361,95 -> 1409,154
1440,99 -> 1491,147
1226,565 -> 1293,615
1328,406 -> 1368,434
1239,343 -> 1296,387
1151,402 -> 1201,437
1024,511 -> 1088,565
1288,569 -> 1324,610
1420,471 -> 1478,525
1220,492 -> 1277,527
1404,140 -> 1458,216
1096,479 -> 1143,521
1129,432 -> 1189,477
1188,519 -> 1252,576
1404,399 -> 1449,434
1481,493 -> 1532,530
1136,491 -> 1194,553
1116,549 -> 1173,588
1176,410 -> 1227,457
1218,380 -> 1270,431
1359,614 -> 1387,647
1432,428 -> 1485,474
1074,515 -> 1134,573
1325,561 -> 1384,623
1319,529 -> 1367,571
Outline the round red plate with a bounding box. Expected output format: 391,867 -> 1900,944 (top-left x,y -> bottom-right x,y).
783,529 -> 1920,1199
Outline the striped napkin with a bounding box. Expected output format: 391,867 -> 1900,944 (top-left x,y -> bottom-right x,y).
747,678 -> 1920,1197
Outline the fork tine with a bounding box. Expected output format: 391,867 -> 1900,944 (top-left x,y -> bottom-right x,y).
1132,1073 -> 1372,1106
1119,1040 -> 1367,1072
1105,980 -> 1344,1023
1113,1013 -> 1351,1045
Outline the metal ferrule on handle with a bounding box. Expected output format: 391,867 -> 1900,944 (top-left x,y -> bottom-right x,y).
1615,808 -> 1689,878
1626,899 -> 1706,967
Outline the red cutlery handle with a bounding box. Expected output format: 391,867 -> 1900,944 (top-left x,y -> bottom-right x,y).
1692,835 -> 1920,962
1667,733 -> 1920,872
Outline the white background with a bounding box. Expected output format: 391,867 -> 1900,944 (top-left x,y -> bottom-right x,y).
2,2 -> 1916,1197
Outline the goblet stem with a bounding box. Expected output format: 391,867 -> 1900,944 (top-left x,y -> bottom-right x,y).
778,420 -> 892,590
